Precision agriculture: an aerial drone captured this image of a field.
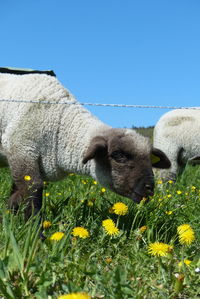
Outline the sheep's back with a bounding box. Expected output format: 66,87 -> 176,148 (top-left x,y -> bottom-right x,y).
154,109 -> 200,160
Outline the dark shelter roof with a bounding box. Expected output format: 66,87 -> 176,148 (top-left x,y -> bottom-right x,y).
0,67 -> 56,77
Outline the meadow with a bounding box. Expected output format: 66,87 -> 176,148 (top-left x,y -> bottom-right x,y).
0,165 -> 199,299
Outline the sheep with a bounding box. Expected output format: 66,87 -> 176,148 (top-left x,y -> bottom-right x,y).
153,108 -> 200,181
0,71 -> 171,219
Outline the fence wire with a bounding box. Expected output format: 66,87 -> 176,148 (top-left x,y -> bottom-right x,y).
0,97 -> 199,110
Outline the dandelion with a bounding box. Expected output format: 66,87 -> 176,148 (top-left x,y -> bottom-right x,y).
101,187 -> 106,193
167,194 -> 172,198
24,175 -> 31,181
87,197 -> 96,207
43,220 -> 52,229
176,190 -> 182,195
105,257 -> 112,264
45,192 -> 50,197
93,180 -> 97,185
148,242 -> 173,257
165,211 -> 173,215
191,186 -> 196,191
178,259 -> 192,267
112,202 -> 128,215
102,219 -> 119,236
104,225 -> 119,236
139,226 -> 147,233
49,232 -> 65,241
177,224 -> 195,245
72,227 -> 89,239
87,200 -> 93,207
102,219 -> 115,228
57,292 -> 91,299
157,180 -> 163,185
168,180 -> 173,184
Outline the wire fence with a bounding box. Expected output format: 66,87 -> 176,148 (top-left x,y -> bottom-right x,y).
0,98 -> 199,110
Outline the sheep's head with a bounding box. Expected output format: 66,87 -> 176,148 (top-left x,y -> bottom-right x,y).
83,129 -> 170,203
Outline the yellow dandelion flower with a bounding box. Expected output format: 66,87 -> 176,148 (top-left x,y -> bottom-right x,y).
24,175 -> 31,181
104,225 -> 119,236
102,219 -> 115,228
49,232 -> 65,241
72,227 -> 89,239
93,180 -> 97,185
167,194 -> 172,198
45,192 -> 50,197
112,202 -> 128,216
165,211 -> 173,215
168,180 -> 173,184
57,292 -> 91,299
139,225 -> 147,233
176,190 -> 182,195
158,198 -> 163,201
178,259 -> 192,267
102,219 -> 119,236
177,224 -> 191,235
148,242 -> 173,257
157,180 -> 163,184
101,187 -> 106,193
87,200 -> 94,207
105,257 -> 112,264
177,224 -> 195,245
43,220 -> 52,229
191,186 -> 196,190
82,180 -> 87,184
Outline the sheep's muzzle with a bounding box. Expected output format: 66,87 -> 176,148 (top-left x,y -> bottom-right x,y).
131,176 -> 154,204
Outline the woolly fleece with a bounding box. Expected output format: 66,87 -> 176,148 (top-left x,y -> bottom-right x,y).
153,108 -> 200,180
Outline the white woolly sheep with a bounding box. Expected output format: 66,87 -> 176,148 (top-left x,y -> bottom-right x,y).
0,71 -> 170,219
153,108 -> 200,181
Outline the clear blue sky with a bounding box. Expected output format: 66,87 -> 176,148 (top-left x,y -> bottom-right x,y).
1,1 -> 200,128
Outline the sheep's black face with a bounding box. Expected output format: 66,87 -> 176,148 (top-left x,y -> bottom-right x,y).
82,129 -> 171,203
108,149 -> 155,203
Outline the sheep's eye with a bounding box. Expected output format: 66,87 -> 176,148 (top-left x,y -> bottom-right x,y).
110,150 -> 132,163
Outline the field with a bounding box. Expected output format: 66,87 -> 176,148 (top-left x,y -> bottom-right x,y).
0,165 -> 200,299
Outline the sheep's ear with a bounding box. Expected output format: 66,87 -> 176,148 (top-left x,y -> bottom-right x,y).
82,136 -> 107,164
151,148 -> 171,169
188,156 -> 200,165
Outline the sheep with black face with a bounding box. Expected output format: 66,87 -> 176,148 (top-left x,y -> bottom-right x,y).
0,71 -> 170,219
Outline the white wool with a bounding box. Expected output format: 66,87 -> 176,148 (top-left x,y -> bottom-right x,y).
153,108 -> 200,180
0,73 -> 109,181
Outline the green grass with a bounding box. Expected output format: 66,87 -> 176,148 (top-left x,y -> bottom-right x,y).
0,166 -> 200,298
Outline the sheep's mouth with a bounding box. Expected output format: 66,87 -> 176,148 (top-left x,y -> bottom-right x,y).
131,191 -> 150,204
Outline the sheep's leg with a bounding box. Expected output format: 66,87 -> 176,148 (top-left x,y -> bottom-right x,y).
7,157 -> 43,220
